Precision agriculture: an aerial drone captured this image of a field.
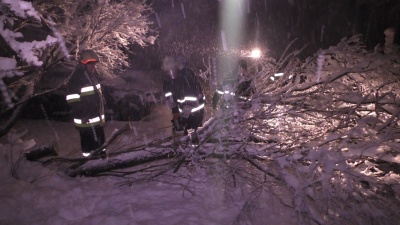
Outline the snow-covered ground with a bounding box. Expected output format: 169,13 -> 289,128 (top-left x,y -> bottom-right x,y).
0,106 -> 297,225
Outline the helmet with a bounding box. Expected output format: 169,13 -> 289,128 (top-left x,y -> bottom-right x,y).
80,50 -> 99,64
176,55 -> 187,68
162,55 -> 177,72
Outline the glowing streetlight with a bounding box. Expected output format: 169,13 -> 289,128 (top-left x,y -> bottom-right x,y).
250,48 -> 262,59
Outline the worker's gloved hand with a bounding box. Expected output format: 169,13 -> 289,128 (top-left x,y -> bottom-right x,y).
173,112 -> 180,120
171,116 -> 186,133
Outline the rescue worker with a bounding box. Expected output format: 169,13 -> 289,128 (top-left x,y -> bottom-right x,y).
235,59 -> 254,102
65,49 -> 106,157
212,59 -> 254,109
162,55 -> 205,137
212,75 -> 236,109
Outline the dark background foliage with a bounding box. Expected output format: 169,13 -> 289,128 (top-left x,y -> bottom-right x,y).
130,0 -> 400,71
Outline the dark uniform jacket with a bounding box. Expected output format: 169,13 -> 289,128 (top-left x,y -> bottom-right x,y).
235,73 -> 253,101
66,65 -> 105,128
163,67 -> 205,114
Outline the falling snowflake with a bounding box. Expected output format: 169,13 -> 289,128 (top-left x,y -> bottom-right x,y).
221,30 -> 227,51
320,24 -> 325,42
180,2 -> 186,19
155,12 -> 162,28
316,51 -> 325,82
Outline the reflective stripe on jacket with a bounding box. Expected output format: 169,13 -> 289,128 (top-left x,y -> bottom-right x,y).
66,65 -> 105,128
163,67 -> 205,114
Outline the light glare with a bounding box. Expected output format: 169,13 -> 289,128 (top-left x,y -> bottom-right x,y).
250,48 -> 262,58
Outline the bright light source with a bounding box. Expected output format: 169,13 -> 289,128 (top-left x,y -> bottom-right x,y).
250,48 -> 262,59
274,72 -> 284,77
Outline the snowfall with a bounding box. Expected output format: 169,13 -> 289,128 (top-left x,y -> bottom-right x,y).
2,0 -> 400,224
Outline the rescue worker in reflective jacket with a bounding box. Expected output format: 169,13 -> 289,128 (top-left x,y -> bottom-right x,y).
162,56 -> 205,136
212,75 -> 236,109
65,50 -> 106,157
235,59 -> 253,101
213,59 -> 254,109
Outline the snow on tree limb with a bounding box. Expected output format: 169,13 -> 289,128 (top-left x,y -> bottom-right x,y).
0,0 -> 57,69
0,57 -> 21,78
0,0 -> 57,109
1,0 -> 41,20
34,0 -> 156,77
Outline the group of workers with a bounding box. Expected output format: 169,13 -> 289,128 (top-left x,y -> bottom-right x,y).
65,50 -> 254,157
